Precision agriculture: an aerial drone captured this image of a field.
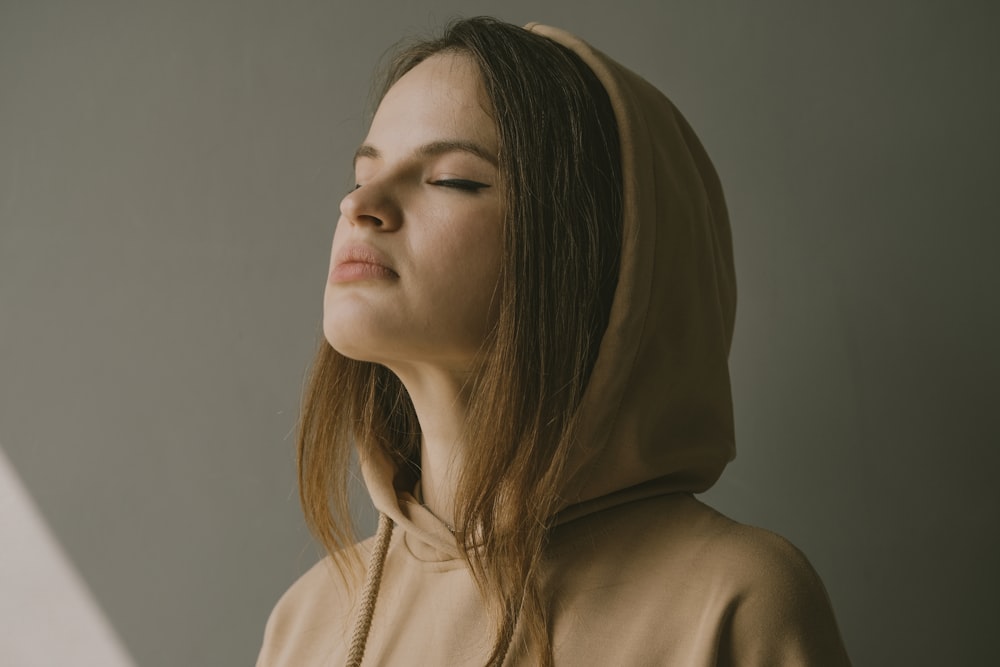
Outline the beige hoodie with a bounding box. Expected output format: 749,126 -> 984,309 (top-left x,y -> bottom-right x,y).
257,23 -> 850,666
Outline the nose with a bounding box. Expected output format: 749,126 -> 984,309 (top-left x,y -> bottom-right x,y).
339,181 -> 402,231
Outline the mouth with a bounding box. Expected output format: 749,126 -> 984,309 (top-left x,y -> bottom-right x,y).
330,244 -> 398,283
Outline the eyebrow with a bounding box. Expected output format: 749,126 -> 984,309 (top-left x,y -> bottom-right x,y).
353,139 -> 498,168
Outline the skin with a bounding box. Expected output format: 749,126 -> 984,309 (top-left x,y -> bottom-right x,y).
324,52 -> 502,528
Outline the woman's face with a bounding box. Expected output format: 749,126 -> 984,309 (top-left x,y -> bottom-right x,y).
324,52 -> 502,376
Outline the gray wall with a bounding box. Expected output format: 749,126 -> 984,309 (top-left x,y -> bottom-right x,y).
1,1 -> 997,665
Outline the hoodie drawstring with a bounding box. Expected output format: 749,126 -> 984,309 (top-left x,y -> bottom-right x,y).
345,512 -> 394,667
343,510 -> 519,666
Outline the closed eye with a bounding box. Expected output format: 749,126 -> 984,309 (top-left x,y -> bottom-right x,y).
432,179 -> 490,192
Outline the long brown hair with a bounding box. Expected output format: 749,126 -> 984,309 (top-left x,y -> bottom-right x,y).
298,17 -> 622,666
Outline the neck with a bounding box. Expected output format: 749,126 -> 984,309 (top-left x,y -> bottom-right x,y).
389,363 -> 472,529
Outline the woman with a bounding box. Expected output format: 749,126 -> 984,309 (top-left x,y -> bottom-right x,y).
258,17 -> 850,666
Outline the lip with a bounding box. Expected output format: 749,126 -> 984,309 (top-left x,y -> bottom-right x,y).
330,243 -> 398,283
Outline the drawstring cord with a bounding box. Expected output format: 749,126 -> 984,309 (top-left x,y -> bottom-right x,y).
343,510 -> 517,666
345,512 -> 394,667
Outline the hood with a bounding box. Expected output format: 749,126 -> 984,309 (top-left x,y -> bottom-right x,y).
525,23 -> 737,520
361,23 -> 736,547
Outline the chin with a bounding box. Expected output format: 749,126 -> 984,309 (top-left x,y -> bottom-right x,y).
323,291 -> 382,360
324,315 -> 400,367
324,321 -> 368,362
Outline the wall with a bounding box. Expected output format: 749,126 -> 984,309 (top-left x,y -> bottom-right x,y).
1,1 -> 997,664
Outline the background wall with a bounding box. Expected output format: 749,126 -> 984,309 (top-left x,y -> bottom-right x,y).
1,1 -> 997,665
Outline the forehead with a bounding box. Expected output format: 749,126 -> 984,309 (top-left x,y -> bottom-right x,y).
366,52 -> 497,153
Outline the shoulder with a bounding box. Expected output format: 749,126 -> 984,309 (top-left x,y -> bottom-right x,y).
700,506 -> 828,595
685,500 -> 853,665
567,492 -> 830,595
256,540 -> 371,667
553,493 -> 830,598
554,494 -> 851,665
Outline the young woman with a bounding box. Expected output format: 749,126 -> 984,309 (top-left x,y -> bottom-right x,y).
258,17 -> 850,667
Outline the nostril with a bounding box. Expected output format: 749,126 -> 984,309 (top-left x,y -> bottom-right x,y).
358,213 -> 383,227
341,185 -> 397,230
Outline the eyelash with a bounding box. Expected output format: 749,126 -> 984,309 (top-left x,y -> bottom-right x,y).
432,179 -> 489,192
349,179 -> 489,195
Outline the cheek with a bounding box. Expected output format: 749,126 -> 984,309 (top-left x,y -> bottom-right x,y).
429,226 -> 502,330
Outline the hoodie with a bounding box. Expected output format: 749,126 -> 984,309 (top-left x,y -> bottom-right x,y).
257,23 -> 851,666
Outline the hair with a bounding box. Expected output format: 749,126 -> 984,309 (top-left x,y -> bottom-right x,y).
298,17 -> 622,666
